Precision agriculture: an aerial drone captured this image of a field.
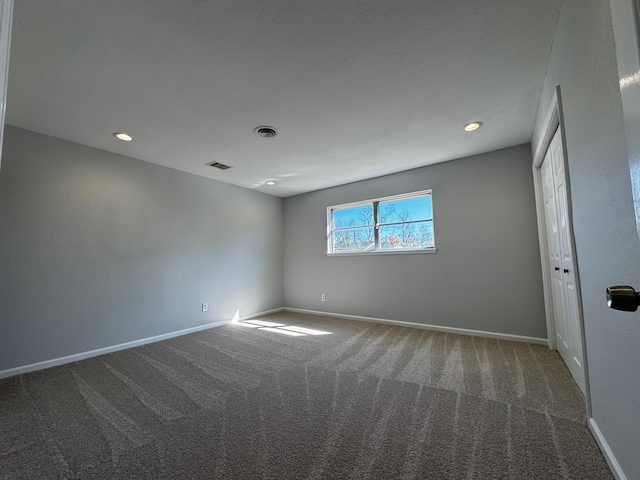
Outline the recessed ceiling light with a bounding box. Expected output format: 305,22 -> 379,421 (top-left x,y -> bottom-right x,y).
266,181 -> 276,186
113,131 -> 133,141
254,126 -> 278,138
464,122 -> 483,132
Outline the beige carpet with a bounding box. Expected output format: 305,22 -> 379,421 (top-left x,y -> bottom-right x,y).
0,311 -> 612,479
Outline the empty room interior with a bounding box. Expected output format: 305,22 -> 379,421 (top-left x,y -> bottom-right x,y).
1,0 -> 639,479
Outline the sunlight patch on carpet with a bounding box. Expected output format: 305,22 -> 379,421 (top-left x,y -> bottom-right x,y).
232,320 -> 333,337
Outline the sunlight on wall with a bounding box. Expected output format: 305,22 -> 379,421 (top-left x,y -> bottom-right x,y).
619,71 -> 640,89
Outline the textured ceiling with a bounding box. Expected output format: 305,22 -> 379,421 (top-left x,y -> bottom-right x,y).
6,0 -> 562,197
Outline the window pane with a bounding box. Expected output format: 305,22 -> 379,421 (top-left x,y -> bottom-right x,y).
327,191 -> 434,255
380,221 -> 434,249
332,205 -> 374,229
332,227 -> 375,252
378,196 -> 432,225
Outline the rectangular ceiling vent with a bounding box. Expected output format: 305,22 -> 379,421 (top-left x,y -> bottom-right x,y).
207,161 -> 232,170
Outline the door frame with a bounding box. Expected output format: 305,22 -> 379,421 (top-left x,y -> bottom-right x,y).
531,86 -> 591,413
0,0 -> 13,171
610,0 -> 640,244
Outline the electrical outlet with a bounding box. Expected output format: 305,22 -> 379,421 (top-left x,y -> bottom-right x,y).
321,294 -> 326,302
202,303 -> 208,312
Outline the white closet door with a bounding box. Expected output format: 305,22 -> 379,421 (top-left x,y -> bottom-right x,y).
541,127 -> 585,393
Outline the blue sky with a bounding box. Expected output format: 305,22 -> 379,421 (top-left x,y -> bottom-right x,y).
333,196 -> 432,228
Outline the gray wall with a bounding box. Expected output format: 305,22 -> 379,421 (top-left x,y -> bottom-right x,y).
283,144 -> 547,339
0,126 -> 283,371
532,1 -> 640,478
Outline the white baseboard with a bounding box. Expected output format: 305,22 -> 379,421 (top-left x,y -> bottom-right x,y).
283,307 -> 549,345
0,320 -> 235,380
0,307 -> 287,380
589,417 -> 627,480
239,307 -> 284,321
0,306 -> 546,380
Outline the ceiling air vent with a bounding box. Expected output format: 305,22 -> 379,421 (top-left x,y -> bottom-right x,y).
254,126 -> 277,138
207,161 -> 232,170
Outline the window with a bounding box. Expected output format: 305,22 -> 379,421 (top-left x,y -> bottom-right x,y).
327,190 -> 435,254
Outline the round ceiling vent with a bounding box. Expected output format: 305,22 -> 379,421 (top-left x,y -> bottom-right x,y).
254,126 -> 277,138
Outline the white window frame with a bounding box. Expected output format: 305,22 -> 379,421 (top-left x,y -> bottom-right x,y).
327,190 -> 436,256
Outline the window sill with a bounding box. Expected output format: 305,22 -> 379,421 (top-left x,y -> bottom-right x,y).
327,248 -> 437,257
